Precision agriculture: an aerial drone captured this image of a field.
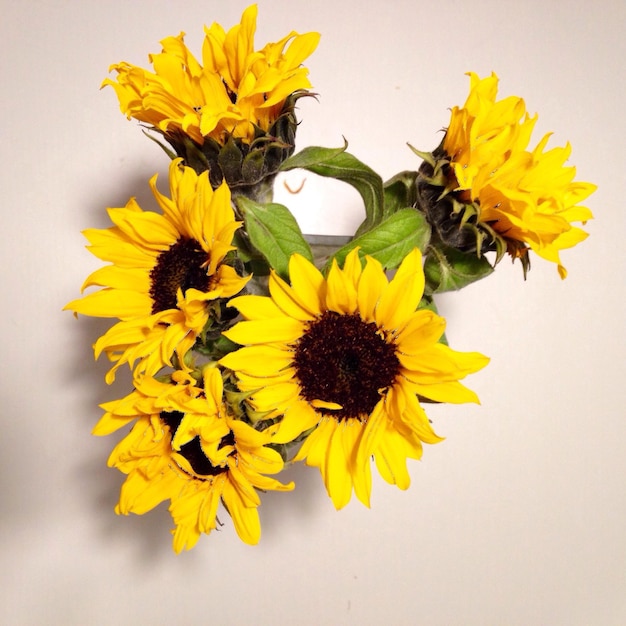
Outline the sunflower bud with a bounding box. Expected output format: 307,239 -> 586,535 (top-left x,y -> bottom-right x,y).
413,72 -> 595,280
160,91 -> 309,200
415,145 -> 505,258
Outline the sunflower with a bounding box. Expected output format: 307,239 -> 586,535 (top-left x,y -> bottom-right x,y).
103,4 -> 320,146
96,367 -> 293,552
443,72 -> 537,191
64,158 -> 248,383
220,248 -> 489,509
429,71 -> 596,277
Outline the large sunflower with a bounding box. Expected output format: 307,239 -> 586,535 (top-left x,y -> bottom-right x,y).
96,367 -> 293,552
65,158 -> 248,383
220,248 -> 489,509
103,4 -> 320,146
434,72 -> 596,277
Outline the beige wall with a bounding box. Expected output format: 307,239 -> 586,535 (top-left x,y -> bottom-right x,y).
1,0 -> 624,624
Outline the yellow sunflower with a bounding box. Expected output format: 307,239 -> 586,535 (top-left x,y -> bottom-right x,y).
96,367 -> 293,552
220,248 -> 489,509
443,72 -> 537,191
103,4 -> 320,146
440,72 -> 595,278
64,158 -> 248,383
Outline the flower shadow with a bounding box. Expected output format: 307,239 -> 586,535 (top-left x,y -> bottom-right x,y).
61,313 -> 181,562
257,458 -> 329,541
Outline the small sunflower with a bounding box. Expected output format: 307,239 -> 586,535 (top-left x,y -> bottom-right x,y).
467,132 -> 595,276
96,367 -> 293,552
103,4 -> 320,146
220,248 -> 489,509
422,72 -> 595,278
65,158 -> 248,383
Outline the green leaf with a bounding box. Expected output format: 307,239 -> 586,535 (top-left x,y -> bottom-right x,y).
323,208 -> 431,272
383,170 -> 419,219
235,196 -> 313,281
424,245 -> 494,293
280,143 -> 384,236
279,143 -> 348,169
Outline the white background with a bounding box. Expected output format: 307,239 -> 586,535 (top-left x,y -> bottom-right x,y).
2,0 -> 625,624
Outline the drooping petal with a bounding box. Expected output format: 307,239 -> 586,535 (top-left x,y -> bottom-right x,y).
439,72 -> 595,276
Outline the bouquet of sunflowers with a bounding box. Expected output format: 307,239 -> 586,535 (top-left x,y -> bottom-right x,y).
65,5 -> 595,553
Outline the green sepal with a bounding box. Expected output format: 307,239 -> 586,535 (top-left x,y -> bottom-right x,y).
241,149 -> 266,184
218,137 -> 244,184
211,334 -> 241,359
279,142 -> 384,236
235,196 -> 313,281
383,170 -> 419,219
407,144 -> 438,168
231,231 -> 271,275
323,208 -> 431,272
142,130 -> 178,160
424,244 -> 494,294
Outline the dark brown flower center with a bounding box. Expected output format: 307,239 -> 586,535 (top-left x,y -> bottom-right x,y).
293,311 -> 400,421
149,238 -> 211,314
160,411 -> 234,478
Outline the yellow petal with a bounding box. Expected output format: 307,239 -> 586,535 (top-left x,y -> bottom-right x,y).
375,248 -> 424,331
325,256 -> 358,314
227,294 -> 286,320
269,400 -> 319,444
220,345 -> 293,375
221,480 -> 261,545
286,253 -> 326,315
356,254 -> 386,322
223,318 -> 304,345
269,270 -> 318,321
396,310 -> 445,352
325,422 -> 353,510
65,289 -> 152,320
411,380 -> 481,404
80,266 -> 150,293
